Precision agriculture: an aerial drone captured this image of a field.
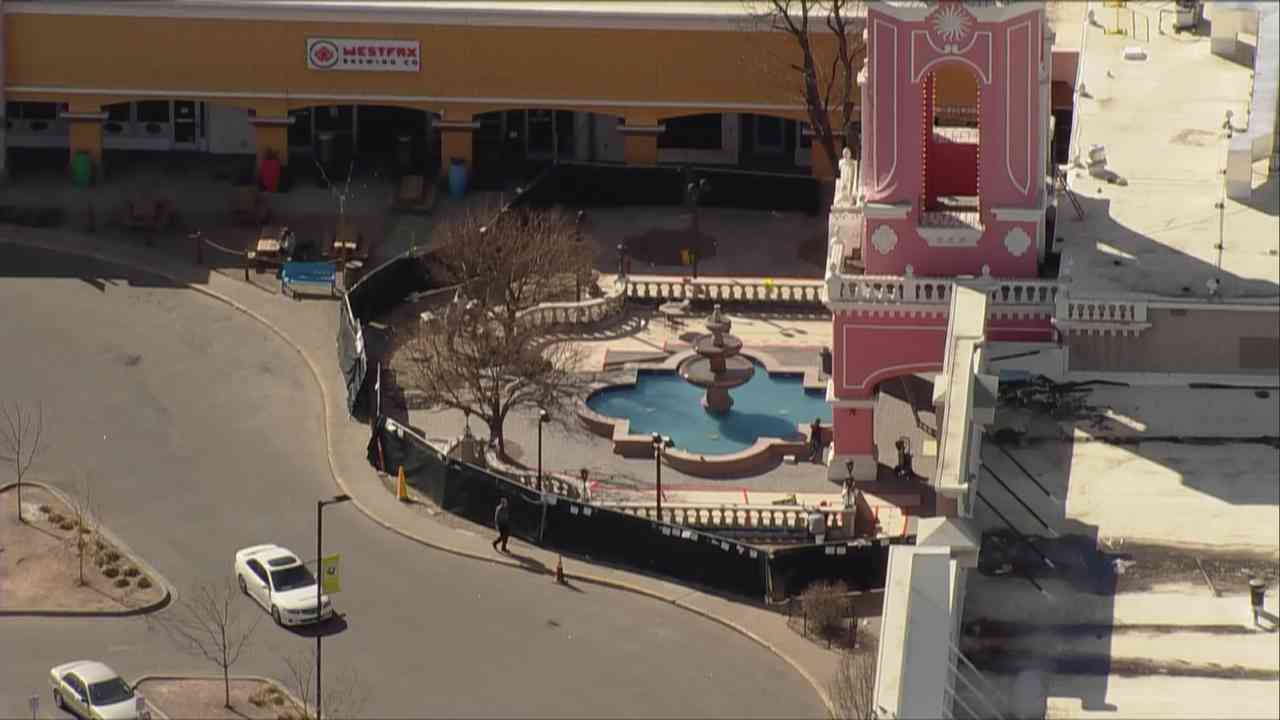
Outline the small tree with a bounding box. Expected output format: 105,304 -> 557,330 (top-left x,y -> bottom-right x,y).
403,206 -> 589,455
160,581 -> 260,709
748,0 -> 866,171
64,476 -> 98,587
281,647 -> 369,720
828,645 -> 878,720
0,401 -> 45,523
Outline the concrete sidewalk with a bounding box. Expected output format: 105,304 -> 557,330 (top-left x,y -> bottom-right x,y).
0,223 -> 843,714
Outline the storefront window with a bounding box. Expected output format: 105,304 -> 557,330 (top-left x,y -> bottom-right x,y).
659,114 -> 722,150
21,102 -> 59,120
106,103 -> 132,122
137,101 -> 170,123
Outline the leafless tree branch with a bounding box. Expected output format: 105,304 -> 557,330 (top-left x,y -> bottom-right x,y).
155,580 -> 261,709
828,644 -> 878,720
1,401 -> 45,523
403,206 -> 590,455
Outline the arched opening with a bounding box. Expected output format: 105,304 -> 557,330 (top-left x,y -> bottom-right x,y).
922,63 -> 982,230
873,373 -> 939,485
737,113 -> 803,173
472,108 -> 579,190
657,112 -> 738,166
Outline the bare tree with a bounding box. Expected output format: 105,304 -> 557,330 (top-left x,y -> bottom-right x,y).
281,647 -> 369,720
828,645 -> 878,720
403,206 -> 589,455
63,475 -> 98,587
159,581 -> 261,709
748,0 -> 865,172
0,401 -> 45,523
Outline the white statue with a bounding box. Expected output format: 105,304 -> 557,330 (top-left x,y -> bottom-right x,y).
835,147 -> 857,206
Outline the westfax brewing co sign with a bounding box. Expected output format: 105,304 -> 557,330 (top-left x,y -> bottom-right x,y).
306,38 -> 421,72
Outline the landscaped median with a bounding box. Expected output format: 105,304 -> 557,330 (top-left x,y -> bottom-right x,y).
0,482 -> 169,615
133,676 -> 306,720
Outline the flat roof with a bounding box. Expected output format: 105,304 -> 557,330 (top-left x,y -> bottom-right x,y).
874,545 -> 954,720
1006,385 -> 1280,549
1056,2 -> 1280,300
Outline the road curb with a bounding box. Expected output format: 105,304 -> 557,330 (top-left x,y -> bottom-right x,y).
133,673 -> 306,720
0,236 -> 836,718
0,480 -> 174,618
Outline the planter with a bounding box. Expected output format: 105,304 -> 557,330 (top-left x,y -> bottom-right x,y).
448,157 -> 468,199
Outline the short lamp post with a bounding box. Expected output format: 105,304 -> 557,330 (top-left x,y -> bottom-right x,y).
537,409 -> 550,492
651,433 -> 674,521
616,243 -> 627,279
316,493 -> 351,720
575,211 -> 586,302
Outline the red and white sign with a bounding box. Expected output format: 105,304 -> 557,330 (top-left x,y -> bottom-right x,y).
306,38 -> 421,72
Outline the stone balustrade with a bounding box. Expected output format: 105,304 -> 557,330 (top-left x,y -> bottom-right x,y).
1055,294 -> 1151,334
599,502 -> 849,533
517,282 -> 627,329
484,446 -> 588,501
623,275 -> 826,306
828,274 -> 1061,307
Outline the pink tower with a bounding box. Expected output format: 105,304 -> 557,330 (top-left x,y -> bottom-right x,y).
825,0 -> 1057,483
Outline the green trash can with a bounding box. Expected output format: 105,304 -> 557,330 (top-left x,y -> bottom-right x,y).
70,151 -> 93,188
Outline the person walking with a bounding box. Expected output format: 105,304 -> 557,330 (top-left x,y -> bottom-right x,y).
492,497 -> 511,553
809,417 -> 823,462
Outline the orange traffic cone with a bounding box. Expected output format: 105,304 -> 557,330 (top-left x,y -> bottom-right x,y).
396,465 -> 409,502
554,555 -> 566,585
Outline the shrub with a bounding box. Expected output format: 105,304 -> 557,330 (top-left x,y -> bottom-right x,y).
59,521 -> 75,531
38,504 -> 51,514
123,566 -> 140,578
799,579 -> 850,637
249,685 -> 274,707
103,550 -> 121,564
47,512 -> 65,525
137,577 -> 153,589
102,565 -> 120,579
114,577 -> 131,588
95,538 -> 108,551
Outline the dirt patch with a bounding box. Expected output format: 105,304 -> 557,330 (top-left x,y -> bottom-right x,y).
137,678 -> 299,720
0,486 -> 166,612
623,228 -> 718,267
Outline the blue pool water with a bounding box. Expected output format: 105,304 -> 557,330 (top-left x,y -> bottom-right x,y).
587,361 -> 832,455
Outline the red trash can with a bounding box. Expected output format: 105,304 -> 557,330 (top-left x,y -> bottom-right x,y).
260,155 -> 282,194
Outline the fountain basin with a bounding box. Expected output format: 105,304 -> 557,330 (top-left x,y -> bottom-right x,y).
578,351 -> 832,478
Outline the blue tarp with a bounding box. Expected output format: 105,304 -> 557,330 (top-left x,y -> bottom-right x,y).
282,261 -> 336,285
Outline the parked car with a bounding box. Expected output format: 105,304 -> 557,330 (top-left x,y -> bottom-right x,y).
234,543 -> 333,626
49,661 -> 144,720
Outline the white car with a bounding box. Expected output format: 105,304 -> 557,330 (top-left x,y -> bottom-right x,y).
50,660 -> 144,720
234,543 -> 334,626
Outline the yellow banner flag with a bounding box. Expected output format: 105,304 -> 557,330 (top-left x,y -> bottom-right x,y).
319,554 -> 342,594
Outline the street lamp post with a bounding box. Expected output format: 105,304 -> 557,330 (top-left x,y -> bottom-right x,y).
316,493 -> 351,720
536,409 -> 549,492
616,243 -> 626,279
651,433 -> 673,521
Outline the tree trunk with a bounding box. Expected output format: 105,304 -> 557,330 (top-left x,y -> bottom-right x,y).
489,419 -> 505,457
223,666 -> 231,708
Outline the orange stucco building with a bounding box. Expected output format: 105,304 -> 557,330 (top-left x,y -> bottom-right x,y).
1,0 -> 857,181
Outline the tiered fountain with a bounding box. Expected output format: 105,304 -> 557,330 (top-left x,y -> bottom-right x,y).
677,304 -> 755,414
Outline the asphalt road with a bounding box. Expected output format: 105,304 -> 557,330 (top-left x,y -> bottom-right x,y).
0,244 -> 825,719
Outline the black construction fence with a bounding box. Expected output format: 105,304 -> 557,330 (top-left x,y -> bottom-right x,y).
506,162 -> 821,215
371,415 -> 895,602
334,161 -> 895,601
